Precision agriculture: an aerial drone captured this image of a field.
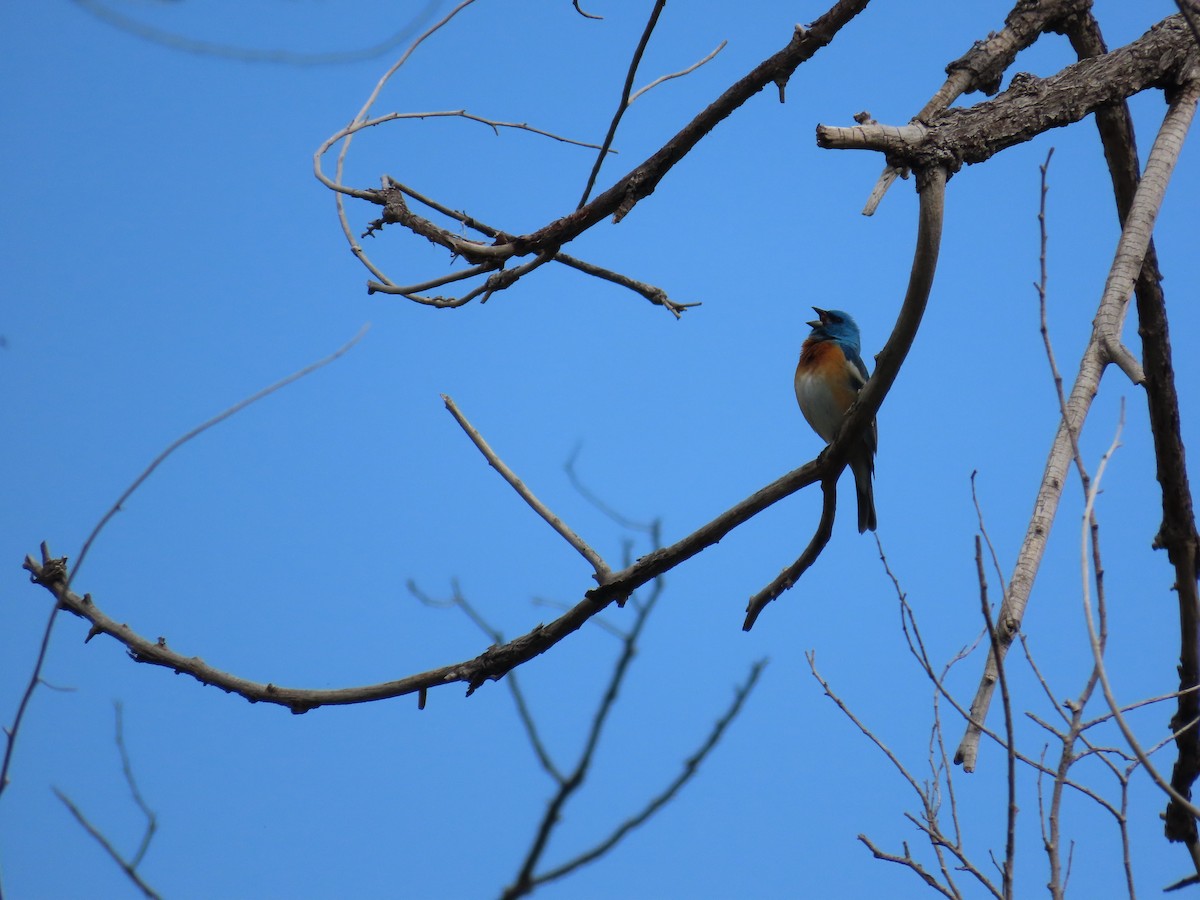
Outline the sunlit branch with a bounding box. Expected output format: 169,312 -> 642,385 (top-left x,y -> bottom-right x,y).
862,0 -> 1087,214
1064,5 -> 1200,855
818,16 -> 1195,174
628,41 -> 727,104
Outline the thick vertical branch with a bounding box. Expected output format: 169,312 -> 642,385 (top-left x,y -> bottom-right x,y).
1067,10 -> 1200,854
955,74 -> 1200,771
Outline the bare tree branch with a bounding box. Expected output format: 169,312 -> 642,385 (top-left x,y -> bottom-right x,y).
53,704 -> 160,899
22,168 -> 943,708
71,0 -> 446,66
818,16 -> 1196,174
54,789 -> 162,900
809,651 -> 1001,898
577,0 -> 667,209
976,531 -> 1016,900
863,0 -> 1090,214
3,328 -> 367,799
572,0 -> 603,21
515,660 -> 765,896
1064,3 -> 1200,855
1080,405 -> 1200,823
441,395 -> 611,580
628,41 -> 728,104
408,579 -> 564,782
362,179 -> 694,316
319,0 -> 873,307
742,163 -> 947,630
743,477 -> 836,630
955,71 -> 1200,771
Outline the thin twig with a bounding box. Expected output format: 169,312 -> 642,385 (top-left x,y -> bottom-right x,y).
2,327 -> 367,801
743,478 -> 836,630
628,41 -> 728,104
55,708 -> 160,900
440,394 -> 611,580
72,0 -> 445,66
54,789 -> 162,900
408,579 -> 563,782
371,179 -> 692,316
504,573 -> 664,898
75,326 -> 370,586
1080,405 -> 1200,822
976,533 -> 1015,900
563,445 -> 656,534
518,660 -> 766,895
858,834 -> 956,899
577,0 -> 667,209
113,703 -> 156,869
810,651 -> 999,898
876,545 -> 1123,820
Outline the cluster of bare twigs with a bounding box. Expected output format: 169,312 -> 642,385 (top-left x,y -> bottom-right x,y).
312,0 -> 871,315
810,118 -> 1200,892
815,446 -> 1194,897
411,503 -> 763,899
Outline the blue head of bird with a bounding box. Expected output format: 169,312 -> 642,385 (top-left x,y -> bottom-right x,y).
806,307 -> 862,354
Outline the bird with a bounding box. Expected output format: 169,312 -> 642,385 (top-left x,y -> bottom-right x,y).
794,307 -> 877,533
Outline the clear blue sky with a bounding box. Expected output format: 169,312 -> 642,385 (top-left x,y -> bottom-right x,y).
3,2 -> 1198,897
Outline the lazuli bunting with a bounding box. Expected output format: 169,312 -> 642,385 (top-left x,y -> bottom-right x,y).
794,307 -> 877,533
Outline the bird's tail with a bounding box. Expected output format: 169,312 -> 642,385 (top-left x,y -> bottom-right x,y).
850,452 -> 877,533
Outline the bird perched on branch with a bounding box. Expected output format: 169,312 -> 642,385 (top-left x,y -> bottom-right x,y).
794,307 -> 877,533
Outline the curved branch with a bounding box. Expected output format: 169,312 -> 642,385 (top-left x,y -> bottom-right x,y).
743,478 -> 836,630
742,163 -> 945,627
71,0 -> 446,66
18,170 -> 944,713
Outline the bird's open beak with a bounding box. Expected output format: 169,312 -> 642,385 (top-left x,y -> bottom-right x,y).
807,306 -> 828,329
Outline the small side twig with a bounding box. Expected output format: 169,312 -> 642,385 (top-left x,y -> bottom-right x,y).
976,532 -> 1016,900
743,477 -> 836,630
53,703 -> 161,899
627,41 -> 728,104
576,0 -> 667,209
440,395 -> 611,582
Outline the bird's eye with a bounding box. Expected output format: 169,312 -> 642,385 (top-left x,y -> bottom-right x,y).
829,314 -> 843,324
